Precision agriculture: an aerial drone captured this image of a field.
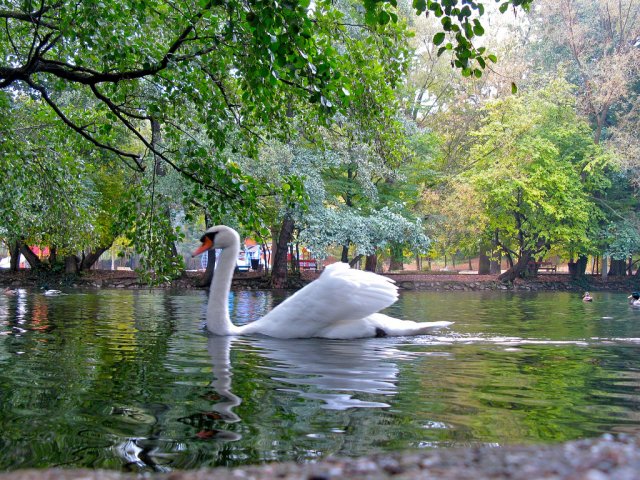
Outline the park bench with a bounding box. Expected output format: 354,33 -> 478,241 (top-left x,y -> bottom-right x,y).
528,261 -> 557,273
299,259 -> 318,271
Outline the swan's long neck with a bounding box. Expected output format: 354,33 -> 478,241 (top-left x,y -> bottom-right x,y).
206,243 -> 240,335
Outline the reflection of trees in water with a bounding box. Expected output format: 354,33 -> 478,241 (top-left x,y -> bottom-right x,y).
0,290 -> 186,471
2,290 -> 640,471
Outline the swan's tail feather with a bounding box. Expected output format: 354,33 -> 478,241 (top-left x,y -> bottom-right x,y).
369,315 -> 454,336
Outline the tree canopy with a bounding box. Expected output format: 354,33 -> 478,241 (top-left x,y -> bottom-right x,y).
6,0 -> 640,280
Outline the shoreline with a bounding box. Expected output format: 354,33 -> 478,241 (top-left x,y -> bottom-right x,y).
0,433 -> 639,479
1,269 -> 639,292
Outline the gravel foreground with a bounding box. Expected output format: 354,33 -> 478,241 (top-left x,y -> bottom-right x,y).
2,434 -> 639,480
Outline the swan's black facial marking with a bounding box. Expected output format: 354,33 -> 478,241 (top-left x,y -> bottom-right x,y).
200,231 -> 218,244
375,328 -> 387,338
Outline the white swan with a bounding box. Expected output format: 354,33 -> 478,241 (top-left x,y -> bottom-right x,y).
192,225 -> 453,339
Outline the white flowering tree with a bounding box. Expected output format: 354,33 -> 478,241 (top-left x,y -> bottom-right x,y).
292,138 -> 430,270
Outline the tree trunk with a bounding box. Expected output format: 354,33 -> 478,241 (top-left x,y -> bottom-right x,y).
498,252 -> 533,282
270,216 -> 295,289
49,245 -> 57,267
365,254 -> 377,272
389,243 -> 404,271
261,243 -> 270,274
290,243 -> 297,273
79,245 -> 112,271
198,211 -> 216,287
608,258 -> 627,276
270,226 -> 278,268
65,255 -> 79,274
199,250 -> 216,288
9,240 -> 20,271
294,243 -> 301,273
489,257 -> 501,274
573,255 -> 588,278
19,243 -> 42,269
478,246 -> 491,275
349,254 -> 363,268
341,244 -> 349,263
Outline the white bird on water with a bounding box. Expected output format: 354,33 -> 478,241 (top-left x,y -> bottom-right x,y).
43,289 -> 63,296
192,225 -> 452,339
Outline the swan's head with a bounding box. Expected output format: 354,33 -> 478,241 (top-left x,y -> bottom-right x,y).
192,225 -> 240,256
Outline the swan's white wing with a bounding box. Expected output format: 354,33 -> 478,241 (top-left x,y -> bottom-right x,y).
243,263 -> 398,338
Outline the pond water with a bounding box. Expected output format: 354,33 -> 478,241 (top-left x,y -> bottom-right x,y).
1,288 -> 640,472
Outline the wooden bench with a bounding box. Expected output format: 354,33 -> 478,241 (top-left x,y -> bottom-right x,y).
299,260 -> 317,271
529,261 -> 556,273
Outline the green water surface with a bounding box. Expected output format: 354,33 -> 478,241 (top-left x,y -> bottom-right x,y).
0,288 -> 639,472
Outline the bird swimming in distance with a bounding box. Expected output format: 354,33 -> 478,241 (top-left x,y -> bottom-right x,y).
628,292 -> 640,307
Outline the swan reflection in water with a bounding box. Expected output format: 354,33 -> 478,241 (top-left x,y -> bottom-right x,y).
251,336 -> 399,410
204,334 -> 400,436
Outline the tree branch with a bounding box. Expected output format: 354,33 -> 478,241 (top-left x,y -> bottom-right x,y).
0,8 -> 58,30
25,78 -> 145,171
0,2 -> 217,88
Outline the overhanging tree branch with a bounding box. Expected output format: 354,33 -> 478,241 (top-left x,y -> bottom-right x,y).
25,78 -> 145,171
0,7 -> 58,30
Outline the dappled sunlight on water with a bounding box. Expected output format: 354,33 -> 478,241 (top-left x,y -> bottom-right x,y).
0,288 -> 640,471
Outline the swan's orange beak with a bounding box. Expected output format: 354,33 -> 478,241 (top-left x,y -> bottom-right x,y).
192,236 -> 213,257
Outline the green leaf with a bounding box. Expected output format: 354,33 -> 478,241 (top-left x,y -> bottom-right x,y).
464,22 -> 473,38
413,0 -> 427,13
378,10 -> 391,25
433,32 -> 446,45
511,82 -> 518,94
499,3 -> 509,13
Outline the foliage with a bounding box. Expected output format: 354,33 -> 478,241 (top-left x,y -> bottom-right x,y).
465,79 -> 609,263
531,0 -> 640,144
406,0 -> 534,79
300,205 -> 430,258
0,92 -> 132,260
602,220 -> 640,261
